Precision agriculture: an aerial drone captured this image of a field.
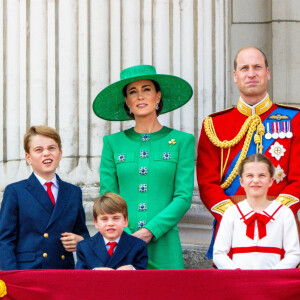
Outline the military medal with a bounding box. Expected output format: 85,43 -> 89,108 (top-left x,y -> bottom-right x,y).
286,121 -> 293,138
272,122 -> 279,139
265,123 -> 272,140
278,122 -> 286,139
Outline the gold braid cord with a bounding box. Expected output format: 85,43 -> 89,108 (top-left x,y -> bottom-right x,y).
0,280 -> 7,297
204,114 -> 265,189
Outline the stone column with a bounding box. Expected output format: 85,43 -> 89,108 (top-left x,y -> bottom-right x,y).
0,0 -> 229,268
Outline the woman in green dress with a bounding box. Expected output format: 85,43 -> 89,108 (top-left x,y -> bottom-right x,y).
93,65 -> 194,269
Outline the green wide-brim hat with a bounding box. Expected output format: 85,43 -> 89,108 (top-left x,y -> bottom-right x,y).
92,65 -> 193,121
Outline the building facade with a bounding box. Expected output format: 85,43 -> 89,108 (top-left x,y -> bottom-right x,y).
1,0 -> 300,268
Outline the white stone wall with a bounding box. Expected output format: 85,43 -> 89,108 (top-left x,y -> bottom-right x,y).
6,1 -> 300,252
2,0 -> 300,262
0,0 -> 229,250
230,0 -> 300,106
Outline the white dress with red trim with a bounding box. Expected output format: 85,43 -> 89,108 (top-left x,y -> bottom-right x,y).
213,199 -> 300,269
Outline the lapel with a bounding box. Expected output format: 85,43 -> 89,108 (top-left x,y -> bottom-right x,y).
90,233 -> 111,265
46,175 -> 70,228
107,232 -> 132,268
26,173 -> 54,215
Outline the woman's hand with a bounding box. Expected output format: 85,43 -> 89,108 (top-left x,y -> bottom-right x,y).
60,232 -> 84,252
132,228 -> 153,243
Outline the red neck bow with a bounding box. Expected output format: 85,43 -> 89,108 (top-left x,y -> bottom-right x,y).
244,213 -> 271,240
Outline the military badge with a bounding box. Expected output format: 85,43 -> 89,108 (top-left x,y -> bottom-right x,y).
268,114 -> 289,121
269,141 -> 286,161
274,165 -> 286,184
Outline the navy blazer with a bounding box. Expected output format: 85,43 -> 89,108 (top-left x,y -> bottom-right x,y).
76,231 -> 148,270
0,173 -> 90,270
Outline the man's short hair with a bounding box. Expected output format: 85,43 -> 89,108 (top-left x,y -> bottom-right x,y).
93,193 -> 128,220
234,46 -> 269,70
23,125 -> 62,153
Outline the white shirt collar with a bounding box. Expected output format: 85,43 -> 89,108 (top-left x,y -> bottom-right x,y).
103,236 -> 121,245
34,172 -> 58,188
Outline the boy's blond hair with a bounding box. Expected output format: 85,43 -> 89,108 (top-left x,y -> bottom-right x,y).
24,125 -> 62,153
93,193 -> 128,220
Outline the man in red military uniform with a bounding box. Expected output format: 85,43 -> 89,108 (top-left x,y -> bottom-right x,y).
197,46 -> 300,258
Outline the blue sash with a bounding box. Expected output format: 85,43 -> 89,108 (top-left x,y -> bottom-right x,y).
224,107 -> 298,196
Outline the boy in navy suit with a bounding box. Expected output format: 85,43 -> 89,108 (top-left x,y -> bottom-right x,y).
76,193 -> 148,270
0,126 -> 90,270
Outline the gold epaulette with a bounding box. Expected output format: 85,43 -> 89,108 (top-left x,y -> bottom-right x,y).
275,103 -> 300,111
208,106 -> 236,118
276,194 -> 299,207
212,200 -> 234,215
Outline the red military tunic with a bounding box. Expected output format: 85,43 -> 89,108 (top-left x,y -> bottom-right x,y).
197,95 -> 300,234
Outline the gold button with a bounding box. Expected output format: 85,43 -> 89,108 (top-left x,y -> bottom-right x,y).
43,253 -> 48,258
61,255 -> 65,260
44,233 -> 49,238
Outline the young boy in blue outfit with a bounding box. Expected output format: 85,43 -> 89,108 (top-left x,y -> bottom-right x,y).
0,125 -> 89,270
76,193 -> 148,270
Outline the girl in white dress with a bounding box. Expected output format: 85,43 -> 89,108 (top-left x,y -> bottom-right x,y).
213,153 -> 300,269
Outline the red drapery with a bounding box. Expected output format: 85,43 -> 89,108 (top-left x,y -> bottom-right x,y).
1,269 -> 300,300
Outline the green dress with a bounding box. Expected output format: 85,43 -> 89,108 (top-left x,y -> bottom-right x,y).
100,126 -> 195,269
